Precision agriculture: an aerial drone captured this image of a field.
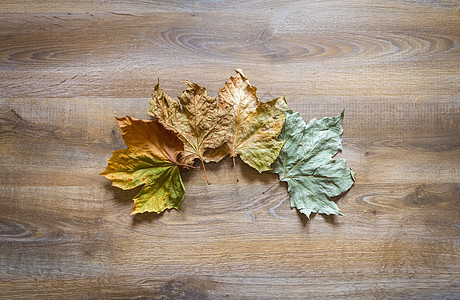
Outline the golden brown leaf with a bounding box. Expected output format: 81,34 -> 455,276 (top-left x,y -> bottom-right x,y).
115,116 -> 183,162
148,80 -> 232,184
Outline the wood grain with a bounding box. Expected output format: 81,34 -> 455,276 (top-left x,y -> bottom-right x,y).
1,1 -> 459,299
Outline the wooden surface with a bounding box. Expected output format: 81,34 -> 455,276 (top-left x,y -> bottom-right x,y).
1,1 -> 459,299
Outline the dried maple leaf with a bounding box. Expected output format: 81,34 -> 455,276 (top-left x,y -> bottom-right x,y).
271,111 -> 355,217
218,69 -> 287,179
101,116 -> 186,214
148,80 -> 232,184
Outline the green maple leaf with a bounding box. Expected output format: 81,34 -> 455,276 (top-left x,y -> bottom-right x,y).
271,110 -> 355,217
101,116 -> 185,214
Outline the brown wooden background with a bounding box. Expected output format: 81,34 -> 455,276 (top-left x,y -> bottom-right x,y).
1,1 -> 459,299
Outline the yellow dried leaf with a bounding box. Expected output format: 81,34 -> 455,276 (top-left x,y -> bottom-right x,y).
218,69 -> 287,176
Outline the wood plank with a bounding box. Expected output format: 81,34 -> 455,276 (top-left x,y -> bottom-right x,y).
0,10 -> 458,97
1,97 -> 458,186
0,0 -> 459,13
1,96 -> 459,297
1,183 -> 459,298
1,0 -> 459,298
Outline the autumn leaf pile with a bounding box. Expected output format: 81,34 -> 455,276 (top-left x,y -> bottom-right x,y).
101,70 -> 355,218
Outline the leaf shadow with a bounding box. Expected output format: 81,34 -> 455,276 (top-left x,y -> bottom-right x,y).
234,157 -> 279,185
103,182 -> 139,206
131,210 -> 164,225
296,209 -> 312,228
321,214 -> 338,225
103,181 -> 166,225
320,189 -> 354,226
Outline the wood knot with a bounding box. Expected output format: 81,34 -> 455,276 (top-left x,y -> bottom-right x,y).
404,185 -> 440,207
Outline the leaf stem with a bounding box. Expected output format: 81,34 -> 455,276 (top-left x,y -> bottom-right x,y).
262,179 -> 281,194
200,159 -> 211,185
232,156 -> 239,182
176,162 -> 198,169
